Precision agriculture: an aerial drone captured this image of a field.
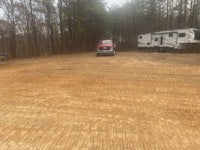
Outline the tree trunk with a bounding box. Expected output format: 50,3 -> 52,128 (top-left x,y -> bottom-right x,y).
58,0 -> 64,52
10,0 -> 17,58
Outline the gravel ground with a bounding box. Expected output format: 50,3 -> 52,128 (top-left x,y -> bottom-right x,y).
0,52 -> 200,150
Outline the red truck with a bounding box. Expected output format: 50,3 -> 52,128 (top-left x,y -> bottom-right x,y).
96,40 -> 116,56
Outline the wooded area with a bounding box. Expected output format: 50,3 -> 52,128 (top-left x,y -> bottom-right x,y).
0,0 -> 200,58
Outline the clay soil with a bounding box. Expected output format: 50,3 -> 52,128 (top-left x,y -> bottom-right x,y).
0,52 -> 200,150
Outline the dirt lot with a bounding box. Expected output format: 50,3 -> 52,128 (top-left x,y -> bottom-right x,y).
0,52 -> 200,150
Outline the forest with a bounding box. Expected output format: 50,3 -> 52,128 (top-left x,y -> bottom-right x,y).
0,0 -> 200,58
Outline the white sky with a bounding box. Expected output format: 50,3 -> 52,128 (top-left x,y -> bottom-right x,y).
105,0 -> 127,7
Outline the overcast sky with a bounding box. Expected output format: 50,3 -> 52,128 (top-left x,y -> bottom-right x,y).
105,0 -> 127,7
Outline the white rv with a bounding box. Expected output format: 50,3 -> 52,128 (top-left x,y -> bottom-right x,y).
138,28 -> 200,50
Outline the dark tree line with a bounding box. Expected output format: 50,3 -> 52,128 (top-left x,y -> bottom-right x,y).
0,0 -> 200,58
110,0 -> 200,49
0,0 -> 108,58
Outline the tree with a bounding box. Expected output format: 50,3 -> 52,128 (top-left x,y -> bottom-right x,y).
0,0 -> 17,58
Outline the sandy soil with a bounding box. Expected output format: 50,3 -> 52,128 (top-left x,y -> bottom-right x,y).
0,52 -> 200,150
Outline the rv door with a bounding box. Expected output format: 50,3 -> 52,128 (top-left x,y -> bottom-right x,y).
152,34 -> 161,47
168,32 -> 178,49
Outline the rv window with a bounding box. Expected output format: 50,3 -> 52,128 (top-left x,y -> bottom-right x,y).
139,36 -> 143,39
169,33 -> 173,37
193,30 -> 200,40
179,33 -> 185,37
155,38 -> 158,41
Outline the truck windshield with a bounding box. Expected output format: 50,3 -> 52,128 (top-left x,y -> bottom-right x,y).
99,40 -> 112,44
193,30 -> 200,40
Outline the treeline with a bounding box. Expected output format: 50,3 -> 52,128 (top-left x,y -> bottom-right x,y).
110,0 -> 200,49
0,0 -> 200,58
0,0 -> 109,58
